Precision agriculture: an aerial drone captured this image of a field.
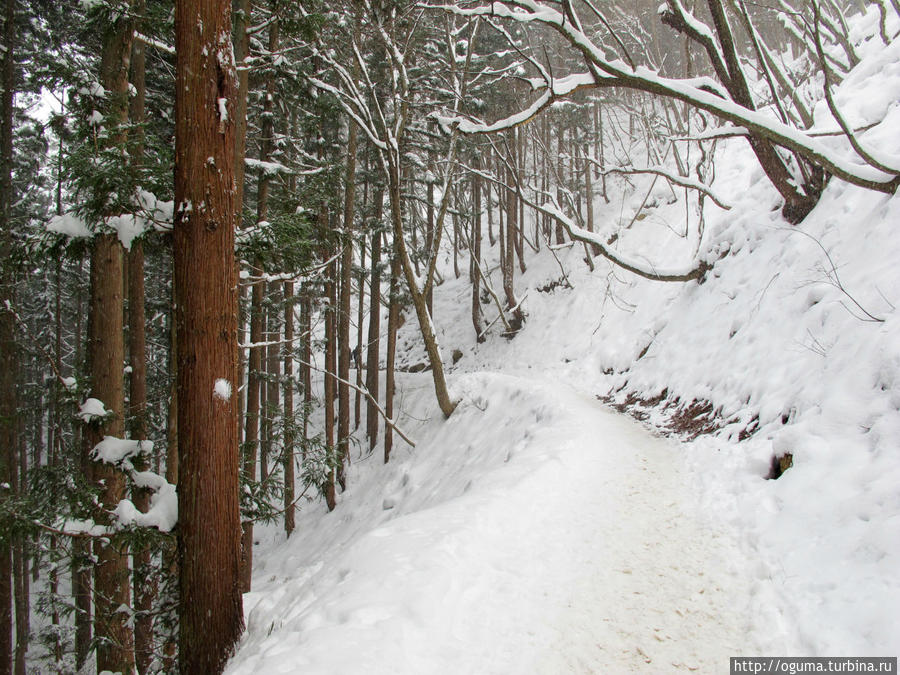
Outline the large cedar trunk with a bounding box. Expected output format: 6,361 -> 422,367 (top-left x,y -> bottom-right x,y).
90,7 -> 138,672
174,0 -> 244,671
0,0 -> 16,668
128,11 -> 156,669
87,233 -> 134,675
128,242 -> 156,675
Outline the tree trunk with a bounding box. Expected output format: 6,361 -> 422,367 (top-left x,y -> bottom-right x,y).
283,281 -> 295,536
387,160 -> 457,418
584,145 -> 600,256
50,263 -> 62,670
503,131 -> 522,327
471,157 -> 484,341
324,244 -> 337,510
365,192 -> 383,451
426,178 -> 435,314
128,10 -> 155,669
174,0 -> 244,670
162,278 -> 178,672
255,17 -> 280,494
0,0 -> 16,666
72,257 -> 91,671
241,266 -> 263,592
90,7 -> 138,670
259,305 -> 269,484
354,235 -> 365,431
232,0 -> 250,226
486,165 -> 495,247
384,236 -> 401,463
555,128 -> 566,245
264,291 -> 281,487
128,242 -> 156,675
233,0 -> 251,445
338,121 -> 357,491
87,233 -> 134,675
301,289 -> 311,459
11,435 -> 25,675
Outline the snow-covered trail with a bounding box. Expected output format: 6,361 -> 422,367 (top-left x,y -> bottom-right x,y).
512,383 -> 765,673
442,377 -> 767,674
228,373 -> 776,674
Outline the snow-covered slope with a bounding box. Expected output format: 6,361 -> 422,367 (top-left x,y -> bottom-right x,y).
229,374 -> 785,674
228,9 -> 900,672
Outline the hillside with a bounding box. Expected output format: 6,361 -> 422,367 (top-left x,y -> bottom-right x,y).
227,8 -> 900,673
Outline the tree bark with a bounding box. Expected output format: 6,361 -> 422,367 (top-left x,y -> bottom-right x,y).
426,178 -> 435,314
283,281 -> 295,536
87,233 -> 133,675
324,242 -> 337,510
338,121 -> 357,490
365,192 -> 383,451
384,236 -> 401,463
240,268 -> 263,592
387,159 -> 457,418
503,131 -> 523,327
0,0 -> 16,666
90,7 -> 137,671
162,275 -> 178,672
128,10 -> 155,669
354,234 -> 365,431
128,241 -> 156,675
174,0 -> 244,670
232,0 -> 250,226
301,289 -> 311,460
11,433 -> 25,675
264,291 -> 281,486
471,157 -> 484,341
233,0 -> 251,446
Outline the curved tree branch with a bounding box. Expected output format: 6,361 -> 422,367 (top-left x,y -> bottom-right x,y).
434,0 -> 900,196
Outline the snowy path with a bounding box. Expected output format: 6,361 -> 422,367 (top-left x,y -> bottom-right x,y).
228,373 -> 769,674
498,382 -> 762,673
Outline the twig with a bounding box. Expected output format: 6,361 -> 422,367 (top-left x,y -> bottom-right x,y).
298,359 -> 417,447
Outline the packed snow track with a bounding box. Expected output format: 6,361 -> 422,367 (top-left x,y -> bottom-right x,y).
227,373 -> 776,674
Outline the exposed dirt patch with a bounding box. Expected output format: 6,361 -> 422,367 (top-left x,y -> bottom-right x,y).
599,384 -> 759,442
766,453 -> 793,479
537,277 -> 572,294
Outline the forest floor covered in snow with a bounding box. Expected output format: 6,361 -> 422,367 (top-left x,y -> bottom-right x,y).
229,373 -> 778,675
228,9 -> 900,673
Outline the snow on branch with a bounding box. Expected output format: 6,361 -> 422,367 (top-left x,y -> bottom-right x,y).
91,435 -> 178,532
433,0 -> 900,195
134,32 -> 175,55
579,157 -> 733,210
245,157 -> 294,176
433,72 -> 597,133
537,200 -> 708,282
464,164 -> 707,282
